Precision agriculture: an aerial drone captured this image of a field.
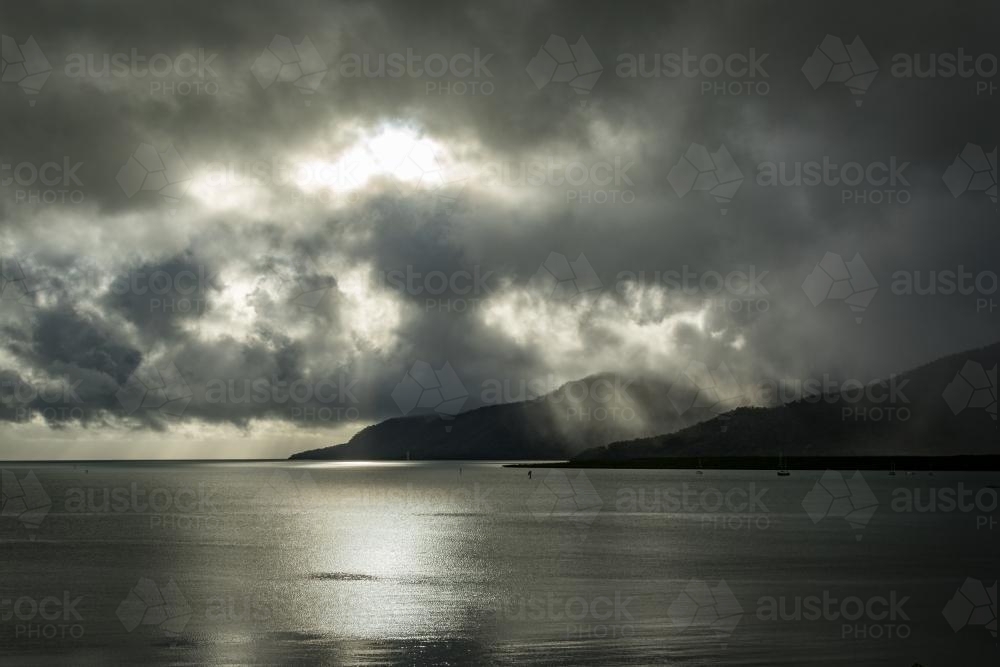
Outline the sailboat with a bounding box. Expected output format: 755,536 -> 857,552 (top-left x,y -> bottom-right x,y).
696,458 -> 704,475
777,452 -> 790,477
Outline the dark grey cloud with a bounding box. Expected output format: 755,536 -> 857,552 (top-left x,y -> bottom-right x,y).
0,0 -> 996,456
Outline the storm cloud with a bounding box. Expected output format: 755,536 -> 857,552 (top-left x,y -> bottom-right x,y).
0,0 -> 996,458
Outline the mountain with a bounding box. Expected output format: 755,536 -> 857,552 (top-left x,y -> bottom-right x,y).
290,343 -> 997,462
289,374 -> 716,460
574,343 -> 998,462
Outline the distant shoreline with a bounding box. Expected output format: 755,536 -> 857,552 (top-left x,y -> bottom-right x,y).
2,456 -> 998,472
0,458 -> 553,465
505,455 -> 1000,471
0,458 -> 289,464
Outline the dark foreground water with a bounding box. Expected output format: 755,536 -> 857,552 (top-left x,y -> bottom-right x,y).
1,462 -> 997,665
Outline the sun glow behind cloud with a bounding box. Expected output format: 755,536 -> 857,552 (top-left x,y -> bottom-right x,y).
183,124 -> 463,215
0,110 -> 733,459
183,116 -> 643,218
289,124 -> 462,199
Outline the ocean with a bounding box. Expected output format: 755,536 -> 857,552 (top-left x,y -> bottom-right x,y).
1,462 -> 997,665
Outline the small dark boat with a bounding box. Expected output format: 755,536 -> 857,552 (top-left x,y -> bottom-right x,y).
777,453 -> 790,477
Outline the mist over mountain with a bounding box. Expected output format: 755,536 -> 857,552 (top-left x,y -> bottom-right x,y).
290,374 -> 716,459
292,342 -> 997,460
575,342 -> 998,461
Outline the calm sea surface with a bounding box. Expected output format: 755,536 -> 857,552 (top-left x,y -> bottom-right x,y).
1,462 -> 997,665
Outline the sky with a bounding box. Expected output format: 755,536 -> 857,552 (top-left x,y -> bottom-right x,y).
0,0 -> 996,459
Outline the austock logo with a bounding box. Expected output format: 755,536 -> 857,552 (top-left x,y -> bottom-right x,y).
269,258 -> 336,310
942,360 -> 997,422
756,156 -> 911,205
115,362 -> 193,419
1,34 -> 52,104
616,47 -> 770,97
479,155 -> 635,204
251,35 -> 327,100
667,361 -> 745,423
891,50 -> 997,96
528,252 -> 603,308
116,577 -> 192,637
493,590 -> 636,640
615,265 -> 771,316
801,470 -> 878,541
479,374 -> 638,424
889,266 -> 997,315
756,590 -> 911,640
64,481 -> 222,531
1,156 -> 87,205
667,579 -> 743,648
116,143 -> 192,212
254,469 -> 320,511
667,143 -> 743,214
380,264 -> 495,313
801,252 -> 878,323
391,361 -> 468,429
753,374 -> 911,423
1,590 -> 86,641
1,377 -> 88,423
616,482 -> 771,532
890,484 -> 998,531
942,578 -> 997,637
802,35 -> 878,107
0,257 -> 50,312
1,469 -> 51,537
942,144 -> 997,204
64,48 -> 219,96
670,579 -> 913,645
526,35 -> 602,94
526,470 -> 603,529
338,46 -> 494,97
203,374 -> 360,424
